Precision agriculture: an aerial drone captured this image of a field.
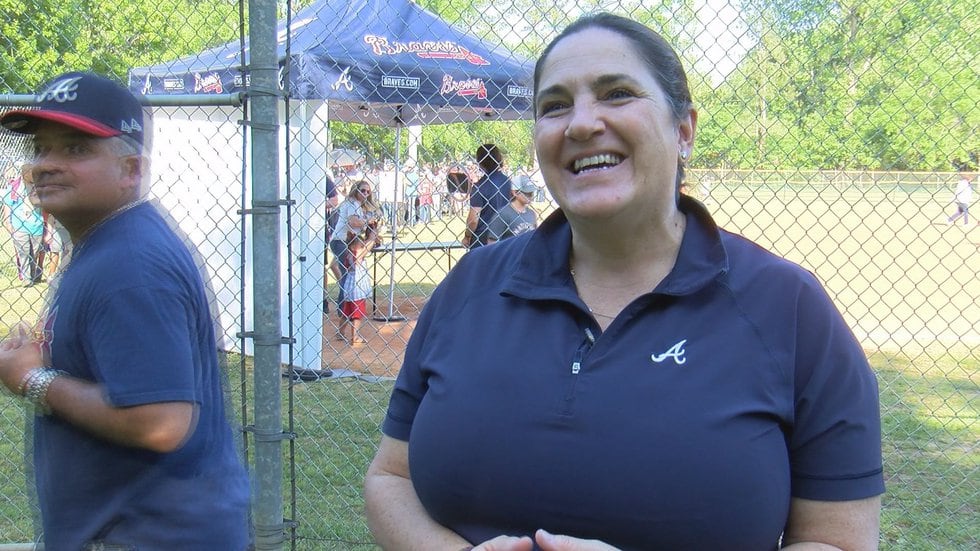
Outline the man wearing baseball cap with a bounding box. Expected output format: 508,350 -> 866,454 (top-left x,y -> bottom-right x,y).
485,174 -> 539,244
0,72 -> 250,549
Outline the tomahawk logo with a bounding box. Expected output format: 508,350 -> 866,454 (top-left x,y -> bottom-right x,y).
36,76 -> 83,103
332,67 -> 354,92
651,339 -> 687,365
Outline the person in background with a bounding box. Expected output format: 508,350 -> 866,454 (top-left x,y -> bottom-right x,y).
330,163 -> 349,196
402,160 -> 420,227
446,162 -> 470,217
376,163 -> 397,228
946,167 -> 973,226
329,180 -> 377,327
338,228 -> 375,345
1,162 -> 45,286
0,71 -> 250,550
428,164 -> 444,220
486,175 -> 538,244
417,166 -> 435,224
27,187 -> 47,279
323,167 -> 341,299
463,143 -> 513,249
41,209 -> 70,279
365,13 -> 882,551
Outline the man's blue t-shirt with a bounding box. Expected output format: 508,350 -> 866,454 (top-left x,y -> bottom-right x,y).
36,201 -> 250,550
384,197 -> 884,549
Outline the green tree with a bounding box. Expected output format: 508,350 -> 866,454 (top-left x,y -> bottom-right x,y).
704,0 -> 979,170
0,0 -> 241,92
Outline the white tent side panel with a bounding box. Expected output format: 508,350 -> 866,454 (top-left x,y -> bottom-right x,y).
148,105 -> 327,370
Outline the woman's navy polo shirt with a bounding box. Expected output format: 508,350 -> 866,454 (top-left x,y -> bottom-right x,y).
383,196 -> 884,550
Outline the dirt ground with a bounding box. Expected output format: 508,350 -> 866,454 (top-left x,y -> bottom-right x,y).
318,295 -> 427,379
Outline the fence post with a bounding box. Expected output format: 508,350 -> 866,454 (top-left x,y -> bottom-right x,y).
248,0 -> 285,548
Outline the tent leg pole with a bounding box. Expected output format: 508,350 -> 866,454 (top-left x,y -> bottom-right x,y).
374,123 -> 406,322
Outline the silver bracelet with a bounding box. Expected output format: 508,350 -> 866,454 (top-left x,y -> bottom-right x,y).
16,367 -> 44,396
24,368 -> 64,416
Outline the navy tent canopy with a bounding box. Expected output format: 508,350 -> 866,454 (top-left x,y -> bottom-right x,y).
128,0 -> 534,125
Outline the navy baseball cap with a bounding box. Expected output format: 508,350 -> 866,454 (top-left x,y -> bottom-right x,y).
0,71 -> 149,150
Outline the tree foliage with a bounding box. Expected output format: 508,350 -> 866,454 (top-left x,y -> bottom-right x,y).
706,0 -> 978,170
3,0 -> 975,171
0,0 -> 242,92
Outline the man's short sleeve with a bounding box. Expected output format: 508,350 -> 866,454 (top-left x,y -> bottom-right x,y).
88,286 -> 198,406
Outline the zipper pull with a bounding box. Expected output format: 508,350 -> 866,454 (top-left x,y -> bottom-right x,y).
571,328 -> 596,375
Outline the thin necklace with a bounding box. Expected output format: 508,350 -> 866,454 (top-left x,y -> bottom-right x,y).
34,198 -> 148,341
587,307 -> 617,319
569,264 -> 618,320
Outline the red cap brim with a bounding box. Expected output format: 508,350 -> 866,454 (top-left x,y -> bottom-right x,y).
0,109 -> 120,137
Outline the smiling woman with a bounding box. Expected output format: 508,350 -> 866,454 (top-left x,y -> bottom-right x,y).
364,13 -> 884,551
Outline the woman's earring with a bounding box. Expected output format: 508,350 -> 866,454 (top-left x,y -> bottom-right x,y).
680,151 -> 688,160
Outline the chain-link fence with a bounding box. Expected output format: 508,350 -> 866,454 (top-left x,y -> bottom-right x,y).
1,0 -> 977,549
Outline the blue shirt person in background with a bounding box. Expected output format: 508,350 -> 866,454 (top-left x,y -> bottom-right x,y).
2,163 -> 45,286
0,71 -> 250,550
463,143 -> 513,249
365,13 -> 883,551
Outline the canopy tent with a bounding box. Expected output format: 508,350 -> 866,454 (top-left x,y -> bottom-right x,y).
128,0 -> 534,372
129,0 -> 533,125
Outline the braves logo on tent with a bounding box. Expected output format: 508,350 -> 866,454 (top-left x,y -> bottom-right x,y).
363,35 -> 490,66
440,75 -> 487,99
194,72 -> 224,94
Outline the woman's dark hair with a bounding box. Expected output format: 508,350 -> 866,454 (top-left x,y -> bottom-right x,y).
533,13 -> 694,191
476,143 -> 503,173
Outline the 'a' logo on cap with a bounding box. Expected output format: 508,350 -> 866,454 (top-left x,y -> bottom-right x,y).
36,76 -> 83,104
120,119 -> 143,134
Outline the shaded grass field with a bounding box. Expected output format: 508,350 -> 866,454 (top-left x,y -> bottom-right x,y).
0,184 -> 976,547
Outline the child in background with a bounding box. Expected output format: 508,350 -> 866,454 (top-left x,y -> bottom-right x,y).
338,228 -> 375,344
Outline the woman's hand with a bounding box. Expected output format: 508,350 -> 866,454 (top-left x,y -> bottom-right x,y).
472,535 -> 534,551
534,530 -> 621,551
470,529 -> 621,551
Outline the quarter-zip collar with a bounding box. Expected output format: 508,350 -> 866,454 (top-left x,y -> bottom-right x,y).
501,195 -> 729,304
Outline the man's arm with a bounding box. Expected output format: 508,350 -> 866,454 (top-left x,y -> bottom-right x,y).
44,376 -> 195,453
0,332 -> 194,453
463,206 -> 481,246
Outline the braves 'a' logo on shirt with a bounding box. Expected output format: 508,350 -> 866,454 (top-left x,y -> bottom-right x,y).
651,339 -> 687,365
